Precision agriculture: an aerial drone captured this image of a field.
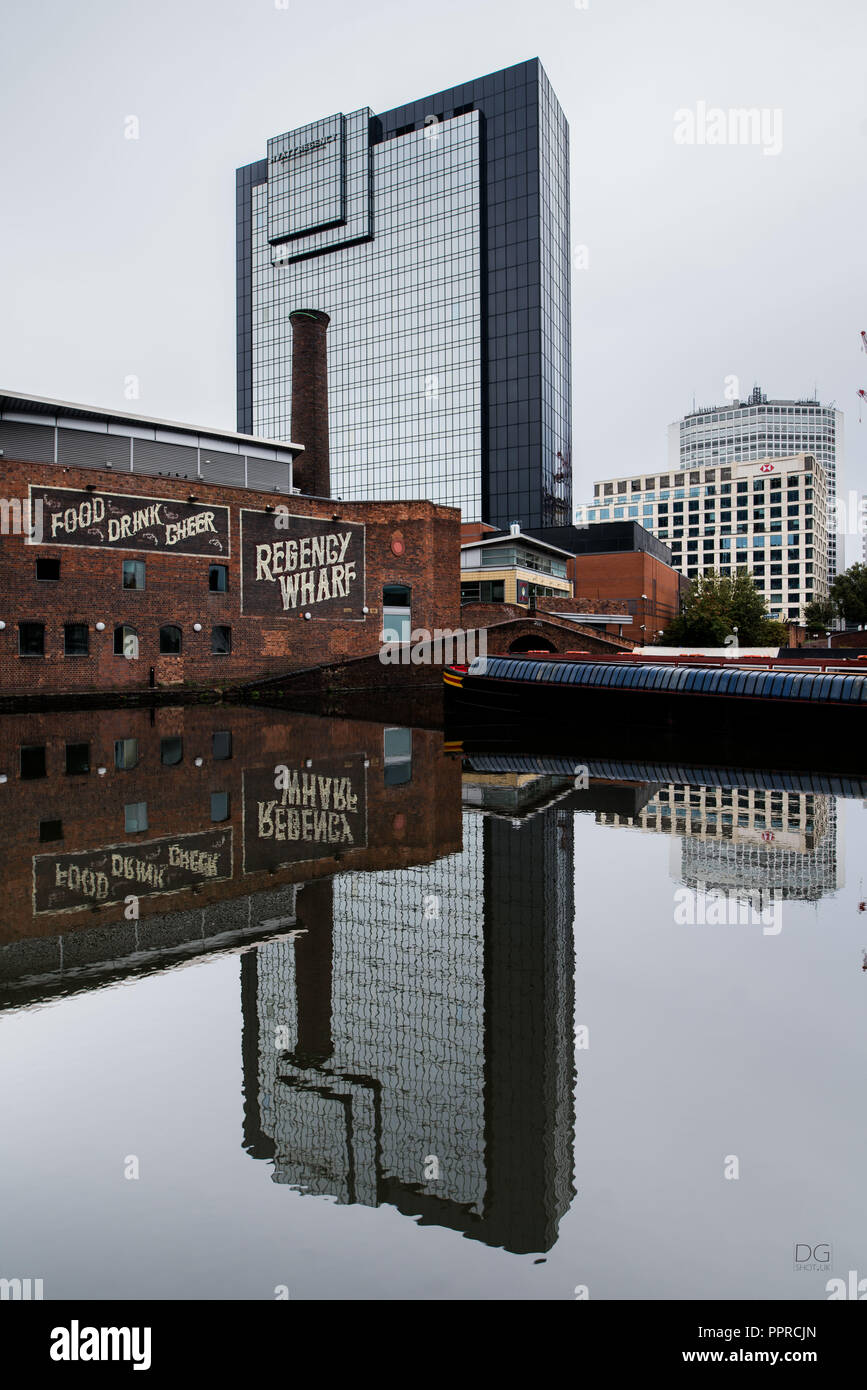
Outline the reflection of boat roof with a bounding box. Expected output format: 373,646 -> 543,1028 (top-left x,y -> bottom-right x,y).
461,753 -> 867,800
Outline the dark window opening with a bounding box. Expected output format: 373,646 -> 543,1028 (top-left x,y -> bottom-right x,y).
159,625 -> 182,654
209,565 -> 228,593
20,745 -> 46,779
65,742 -> 90,776
160,737 -> 183,766
39,819 -> 63,843
64,624 -> 89,656
18,622 -> 45,656
211,625 -> 231,654
36,558 -> 60,582
210,791 -> 230,822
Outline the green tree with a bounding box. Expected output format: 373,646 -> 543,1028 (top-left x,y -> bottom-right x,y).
829,563 -> 867,627
804,598 -> 835,632
660,570 -> 787,647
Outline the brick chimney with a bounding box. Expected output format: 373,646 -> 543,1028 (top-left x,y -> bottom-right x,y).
289,309 -> 330,498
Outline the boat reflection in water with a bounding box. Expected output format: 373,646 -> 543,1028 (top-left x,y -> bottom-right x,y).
0,707 -> 861,1257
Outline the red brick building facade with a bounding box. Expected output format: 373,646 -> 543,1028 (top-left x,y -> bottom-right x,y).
0,457 -> 459,697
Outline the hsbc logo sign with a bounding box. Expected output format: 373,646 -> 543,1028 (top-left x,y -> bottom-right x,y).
759,462 -> 775,474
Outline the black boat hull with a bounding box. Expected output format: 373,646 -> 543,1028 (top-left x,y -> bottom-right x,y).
444,671 -> 867,775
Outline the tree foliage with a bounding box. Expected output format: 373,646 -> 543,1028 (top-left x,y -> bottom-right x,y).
660,570 -> 788,647
829,563 -> 867,627
803,598 -> 835,632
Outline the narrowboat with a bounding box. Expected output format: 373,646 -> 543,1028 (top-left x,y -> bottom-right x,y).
443,654 -> 867,775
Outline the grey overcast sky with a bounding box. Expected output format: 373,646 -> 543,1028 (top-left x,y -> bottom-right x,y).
1,0 -> 865,545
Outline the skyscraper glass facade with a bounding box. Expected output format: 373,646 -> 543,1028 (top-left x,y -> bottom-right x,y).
236,59 -> 572,528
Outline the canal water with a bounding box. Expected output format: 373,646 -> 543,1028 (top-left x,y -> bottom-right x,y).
1,706 -> 865,1300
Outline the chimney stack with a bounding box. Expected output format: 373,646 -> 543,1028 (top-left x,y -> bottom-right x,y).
289,309 -> 330,498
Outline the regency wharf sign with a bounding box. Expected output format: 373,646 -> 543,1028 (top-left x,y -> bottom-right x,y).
27,485 -> 230,558
240,510 -> 366,619
33,829 -> 233,914
242,757 -> 367,873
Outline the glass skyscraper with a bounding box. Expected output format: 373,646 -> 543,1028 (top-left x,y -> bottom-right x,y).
236,58 -> 572,528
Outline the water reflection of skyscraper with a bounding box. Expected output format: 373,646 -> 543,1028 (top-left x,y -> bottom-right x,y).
242,797 -> 577,1254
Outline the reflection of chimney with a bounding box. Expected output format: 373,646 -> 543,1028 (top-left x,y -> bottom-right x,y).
292,879 -> 333,1065
289,309 -> 330,498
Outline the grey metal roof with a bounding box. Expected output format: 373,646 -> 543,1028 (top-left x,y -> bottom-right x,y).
0,389 -> 303,456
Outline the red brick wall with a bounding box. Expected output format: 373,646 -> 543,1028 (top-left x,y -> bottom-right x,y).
0,459 -> 460,695
562,552 -> 682,638
0,705 -> 462,943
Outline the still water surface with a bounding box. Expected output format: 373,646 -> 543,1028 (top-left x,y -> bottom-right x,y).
1,706 -> 865,1300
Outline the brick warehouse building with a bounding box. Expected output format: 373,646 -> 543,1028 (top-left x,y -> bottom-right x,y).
0,389 -> 460,698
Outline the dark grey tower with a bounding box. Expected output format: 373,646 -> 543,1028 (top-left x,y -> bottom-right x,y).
236,58 -> 572,528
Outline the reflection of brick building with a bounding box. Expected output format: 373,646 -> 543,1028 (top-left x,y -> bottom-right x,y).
243,796 -> 576,1254
0,393 -> 459,697
0,708 -> 461,958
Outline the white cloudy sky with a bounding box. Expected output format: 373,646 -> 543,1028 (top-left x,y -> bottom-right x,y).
1,0 -> 865,551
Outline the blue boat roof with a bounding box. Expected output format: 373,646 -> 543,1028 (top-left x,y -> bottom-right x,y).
468,658 -> 867,705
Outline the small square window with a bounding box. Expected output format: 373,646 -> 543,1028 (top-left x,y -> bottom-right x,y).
36,558 -> 60,581
64,624 -> 89,656
210,791 -> 230,822
125,802 -> 148,833
39,819 -> 63,843
20,745 -> 47,779
209,565 -> 228,593
123,560 -> 146,590
18,622 -> 45,656
65,742 -> 90,775
211,625 -> 231,655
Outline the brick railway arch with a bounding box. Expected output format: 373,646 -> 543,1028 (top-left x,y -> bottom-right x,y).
508,634 -> 557,654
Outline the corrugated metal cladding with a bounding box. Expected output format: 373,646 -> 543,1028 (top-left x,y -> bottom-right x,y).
246,456 -> 290,491
58,428 -> 130,470
132,439 -> 198,478
0,421 -> 55,462
198,449 -> 246,487
1,419 -> 293,493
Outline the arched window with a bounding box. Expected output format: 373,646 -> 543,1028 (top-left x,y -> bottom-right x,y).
114,625 -> 139,659
159,625 -> 182,654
